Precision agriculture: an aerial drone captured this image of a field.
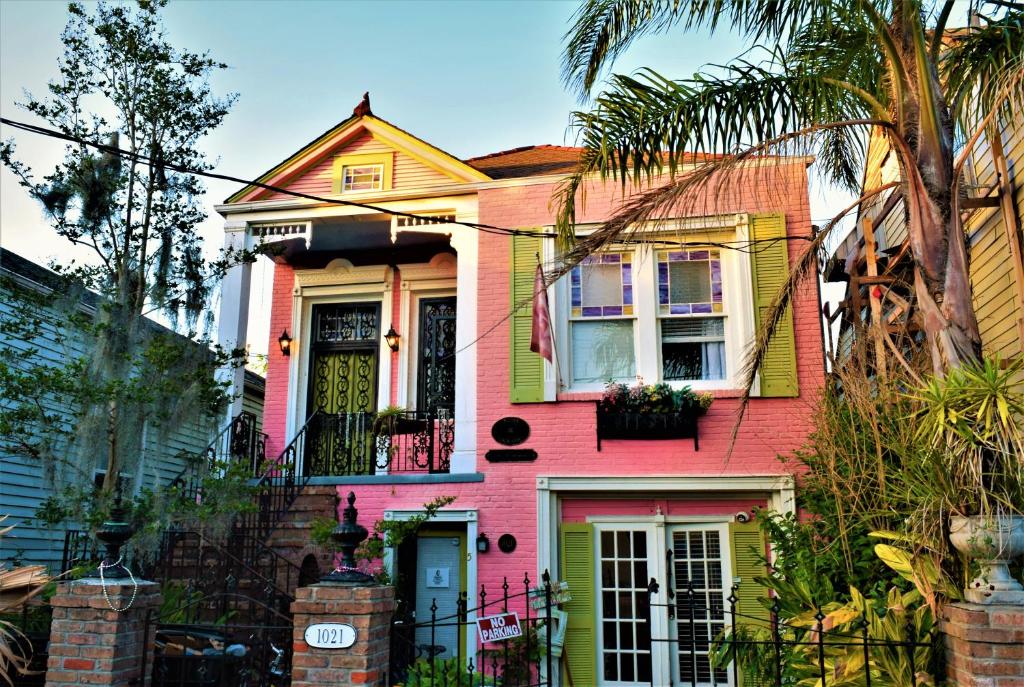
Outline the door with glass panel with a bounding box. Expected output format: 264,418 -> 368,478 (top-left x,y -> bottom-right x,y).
668,524 -> 733,687
305,303 -> 380,475
594,523 -> 734,687
596,525 -> 655,686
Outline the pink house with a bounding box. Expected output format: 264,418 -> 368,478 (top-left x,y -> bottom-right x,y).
215,98 -> 823,686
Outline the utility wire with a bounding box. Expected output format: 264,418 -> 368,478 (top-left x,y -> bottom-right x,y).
1,116 -> 811,255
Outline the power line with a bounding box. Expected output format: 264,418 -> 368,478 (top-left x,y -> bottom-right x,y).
1,116 -> 811,255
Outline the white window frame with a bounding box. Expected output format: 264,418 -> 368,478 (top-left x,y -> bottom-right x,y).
567,251 -> 639,387
341,163 -> 385,192
554,216 -> 756,393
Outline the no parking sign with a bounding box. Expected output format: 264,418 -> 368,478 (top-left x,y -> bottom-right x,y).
476,612 -> 522,644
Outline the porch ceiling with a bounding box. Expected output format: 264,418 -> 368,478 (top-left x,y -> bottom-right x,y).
268,216 -> 453,266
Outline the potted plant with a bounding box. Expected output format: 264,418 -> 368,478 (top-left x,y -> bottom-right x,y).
373,405 -> 428,436
911,358 -> 1024,603
596,381 -> 713,449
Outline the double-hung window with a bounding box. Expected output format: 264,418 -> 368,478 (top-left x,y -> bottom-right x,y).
564,242 -> 745,390
657,249 -> 726,381
569,252 -> 636,384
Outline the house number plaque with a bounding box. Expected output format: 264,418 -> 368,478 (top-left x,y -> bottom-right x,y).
491,417 -> 530,446
304,623 -> 356,650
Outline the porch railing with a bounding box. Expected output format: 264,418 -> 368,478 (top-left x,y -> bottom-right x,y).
303,408 -> 454,477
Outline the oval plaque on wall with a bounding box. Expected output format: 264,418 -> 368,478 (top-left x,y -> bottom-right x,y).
304,623 -> 357,650
491,417 -> 530,446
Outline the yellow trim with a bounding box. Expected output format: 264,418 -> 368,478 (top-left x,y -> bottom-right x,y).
365,118 -> 492,183
332,152 -> 394,194
418,529 -> 468,655
225,113 -> 491,204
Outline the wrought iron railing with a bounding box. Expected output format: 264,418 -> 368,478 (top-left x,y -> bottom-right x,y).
303,408 -> 454,477
59,411 -> 267,574
235,410 -> 317,545
389,571 -> 555,687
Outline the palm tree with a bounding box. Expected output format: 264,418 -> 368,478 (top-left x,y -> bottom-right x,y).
557,0 -> 1023,376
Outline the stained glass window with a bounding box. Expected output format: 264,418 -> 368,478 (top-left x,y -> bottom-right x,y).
341,164 -> 384,192
657,250 -> 723,315
570,252 -> 633,318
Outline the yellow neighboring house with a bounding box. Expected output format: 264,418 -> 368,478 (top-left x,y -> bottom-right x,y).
830,113 -> 1024,366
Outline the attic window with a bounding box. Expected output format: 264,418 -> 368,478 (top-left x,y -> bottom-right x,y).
332,152 -> 393,194
342,163 -> 384,192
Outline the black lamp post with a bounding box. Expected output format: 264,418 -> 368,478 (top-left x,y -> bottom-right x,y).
91,494 -> 135,579
322,492 -> 374,585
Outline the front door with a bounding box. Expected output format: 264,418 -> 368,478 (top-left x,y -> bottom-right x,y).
306,302 -> 380,475
417,296 -> 457,413
593,523 -> 734,687
413,531 -> 466,661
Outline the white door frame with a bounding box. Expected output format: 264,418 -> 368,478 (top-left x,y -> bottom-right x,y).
383,508 -> 479,661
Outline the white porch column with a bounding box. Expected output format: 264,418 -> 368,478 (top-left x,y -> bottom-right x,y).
449,227 -> 478,474
217,221 -> 252,419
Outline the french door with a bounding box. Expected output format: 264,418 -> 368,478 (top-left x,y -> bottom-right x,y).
593,522 -> 734,687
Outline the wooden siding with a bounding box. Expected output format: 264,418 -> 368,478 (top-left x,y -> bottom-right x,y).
0,277 -> 219,571
966,116 -> 1024,359
845,118 -> 1024,360
261,132 -> 455,200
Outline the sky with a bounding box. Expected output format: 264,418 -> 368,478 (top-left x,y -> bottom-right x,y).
0,0 -> 855,358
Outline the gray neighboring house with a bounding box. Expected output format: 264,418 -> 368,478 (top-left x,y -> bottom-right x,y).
0,248 -> 264,571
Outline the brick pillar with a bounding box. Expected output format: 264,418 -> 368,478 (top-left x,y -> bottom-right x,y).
291,583 -> 395,687
941,602 -> 1024,687
45,579 -> 161,687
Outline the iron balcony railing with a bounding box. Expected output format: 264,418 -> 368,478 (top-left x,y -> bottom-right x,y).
302,408 -> 454,477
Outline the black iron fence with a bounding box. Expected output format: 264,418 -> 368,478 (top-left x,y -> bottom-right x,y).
390,572 -> 555,687
303,408 -> 455,477
142,593 -> 292,687
644,579 -> 939,687
5,604 -> 51,687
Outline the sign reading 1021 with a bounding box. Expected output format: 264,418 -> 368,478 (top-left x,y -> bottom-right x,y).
304,623 -> 357,650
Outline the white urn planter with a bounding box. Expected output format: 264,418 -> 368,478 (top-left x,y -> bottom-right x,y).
949,514 -> 1024,604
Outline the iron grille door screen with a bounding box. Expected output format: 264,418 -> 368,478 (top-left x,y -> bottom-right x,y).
417,296 -> 456,413
672,526 -> 730,687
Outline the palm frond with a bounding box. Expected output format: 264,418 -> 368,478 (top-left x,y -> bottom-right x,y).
726,181 -> 901,458
562,0 -> 688,96
941,10 -> 1024,126
562,0 -> 884,97
556,59 -> 880,244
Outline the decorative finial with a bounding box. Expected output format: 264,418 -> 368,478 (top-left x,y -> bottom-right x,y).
322,491 -> 373,585
353,92 -> 372,117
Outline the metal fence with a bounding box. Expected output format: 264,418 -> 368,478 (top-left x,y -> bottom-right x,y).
303,408 -> 455,476
142,592 -> 292,687
6,604 -> 51,687
645,580 -> 939,687
390,572 -> 555,687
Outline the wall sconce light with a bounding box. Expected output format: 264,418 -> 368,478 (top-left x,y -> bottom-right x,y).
278,329 -> 292,356
476,533 -> 490,554
384,326 -> 400,352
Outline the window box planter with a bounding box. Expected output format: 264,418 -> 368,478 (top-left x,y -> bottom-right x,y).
596,406 -> 701,450
594,382 -> 712,451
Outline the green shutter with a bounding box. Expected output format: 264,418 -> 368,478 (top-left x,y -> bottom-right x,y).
729,521 -> 769,628
510,231 -> 545,403
749,213 -> 799,397
560,522 -> 597,687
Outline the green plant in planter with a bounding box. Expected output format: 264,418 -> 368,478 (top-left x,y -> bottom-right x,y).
599,381 -> 713,415
902,358 -> 1024,601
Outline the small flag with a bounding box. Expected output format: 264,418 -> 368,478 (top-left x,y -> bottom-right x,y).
530,263 -> 553,362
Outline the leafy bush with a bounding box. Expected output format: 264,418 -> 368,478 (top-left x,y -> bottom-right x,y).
598,381 -> 713,415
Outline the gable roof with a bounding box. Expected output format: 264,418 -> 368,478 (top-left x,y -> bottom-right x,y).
225,110 -> 492,204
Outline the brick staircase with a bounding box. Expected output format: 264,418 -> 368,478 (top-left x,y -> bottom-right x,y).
264,486 -> 338,583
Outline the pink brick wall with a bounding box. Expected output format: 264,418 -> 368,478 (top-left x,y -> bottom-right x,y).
265,261 -> 295,459
259,163 -> 823,593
